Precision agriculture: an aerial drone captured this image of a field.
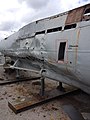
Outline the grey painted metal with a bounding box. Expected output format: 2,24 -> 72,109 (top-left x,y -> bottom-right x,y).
40,77 -> 45,96
0,4 -> 90,94
63,105 -> 85,120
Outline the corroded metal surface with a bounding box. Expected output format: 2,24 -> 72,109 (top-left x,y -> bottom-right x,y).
65,7 -> 84,24
0,4 -> 90,94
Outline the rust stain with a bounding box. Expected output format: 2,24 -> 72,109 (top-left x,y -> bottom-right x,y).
75,29 -> 80,65
15,100 -> 36,109
66,4 -> 90,24
65,7 -> 84,25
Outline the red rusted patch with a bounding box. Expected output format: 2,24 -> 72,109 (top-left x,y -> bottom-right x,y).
66,4 -> 90,24
65,6 -> 84,25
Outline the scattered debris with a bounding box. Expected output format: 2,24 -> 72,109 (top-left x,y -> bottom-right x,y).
0,66 -> 89,119
32,81 -> 41,85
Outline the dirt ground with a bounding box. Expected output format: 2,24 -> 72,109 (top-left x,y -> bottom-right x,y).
0,65 -> 90,120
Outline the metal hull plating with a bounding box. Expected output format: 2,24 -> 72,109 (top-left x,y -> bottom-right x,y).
0,4 -> 90,94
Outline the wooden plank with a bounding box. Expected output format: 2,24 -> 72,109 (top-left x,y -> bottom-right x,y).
8,88 -> 79,114
0,77 -> 41,85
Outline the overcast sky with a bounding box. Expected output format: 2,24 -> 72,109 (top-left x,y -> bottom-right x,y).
0,0 -> 90,40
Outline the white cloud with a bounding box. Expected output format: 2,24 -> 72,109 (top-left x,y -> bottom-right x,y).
18,0 -> 50,10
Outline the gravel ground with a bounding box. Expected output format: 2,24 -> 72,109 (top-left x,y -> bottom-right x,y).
0,66 -> 70,120
0,65 -> 90,120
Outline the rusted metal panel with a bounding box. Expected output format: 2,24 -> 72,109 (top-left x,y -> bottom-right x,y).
82,4 -> 90,21
65,7 -> 84,24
